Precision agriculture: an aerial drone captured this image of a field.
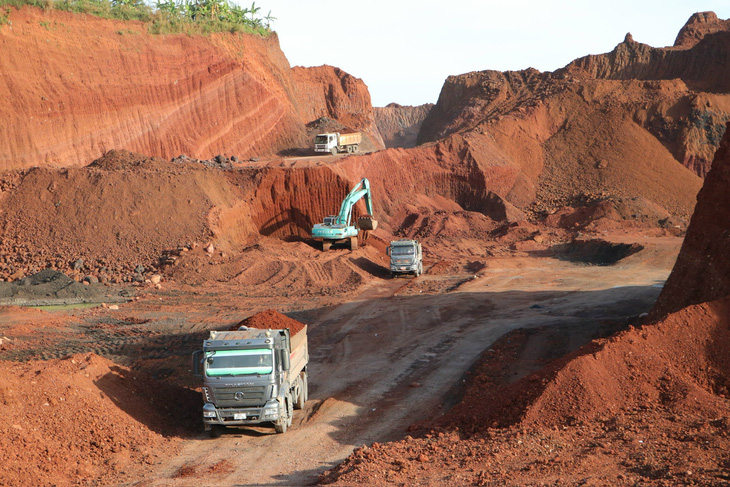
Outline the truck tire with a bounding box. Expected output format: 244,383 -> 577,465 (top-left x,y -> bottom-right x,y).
274,395 -> 292,434
294,376 -> 305,410
352,144 -> 359,153
302,372 -> 308,403
209,424 -> 224,438
331,148 -> 338,156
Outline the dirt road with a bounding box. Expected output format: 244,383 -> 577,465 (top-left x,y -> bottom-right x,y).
126,237 -> 679,486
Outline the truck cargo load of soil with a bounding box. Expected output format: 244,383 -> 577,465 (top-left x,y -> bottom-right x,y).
232,309 -> 307,336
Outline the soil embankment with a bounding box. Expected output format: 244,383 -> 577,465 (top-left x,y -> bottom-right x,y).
0,7 -> 383,170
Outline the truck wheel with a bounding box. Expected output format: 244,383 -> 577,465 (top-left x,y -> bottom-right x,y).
347,145 -> 353,154
209,425 -> 224,438
294,376 -> 305,410
331,148 -> 338,156
301,372 -> 308,403
274,417 -> 287,434
275,394 -> 293,434
352,144 -> 359,153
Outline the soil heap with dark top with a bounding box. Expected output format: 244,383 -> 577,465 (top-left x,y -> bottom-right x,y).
0,269 -> 131,305
0,353 -> 199,487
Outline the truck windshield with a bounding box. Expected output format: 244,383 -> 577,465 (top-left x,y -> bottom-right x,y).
391,246 -> 415,255
205,349 -> 273,376
315,135 -> 328,144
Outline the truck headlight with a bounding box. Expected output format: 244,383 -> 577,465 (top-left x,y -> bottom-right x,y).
203,411 -> 216,418
263,408 -> 279,419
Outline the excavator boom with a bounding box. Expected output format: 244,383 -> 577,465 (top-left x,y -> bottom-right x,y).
311,178 -> 377,250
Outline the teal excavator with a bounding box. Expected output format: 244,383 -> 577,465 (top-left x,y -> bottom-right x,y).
311,178 -> 378,251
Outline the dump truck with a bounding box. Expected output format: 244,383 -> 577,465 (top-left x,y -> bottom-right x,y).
311,178 -> 377,251
387,239 -> 423,277
193,324 -> 309,435
314,132 -> 362,155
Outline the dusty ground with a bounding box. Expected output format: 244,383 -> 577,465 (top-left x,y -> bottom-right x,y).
0,233 -> 680,486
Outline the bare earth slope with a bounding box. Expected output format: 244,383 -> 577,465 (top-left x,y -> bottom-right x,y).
319,91 -> 730,487
0,7 -> 383,170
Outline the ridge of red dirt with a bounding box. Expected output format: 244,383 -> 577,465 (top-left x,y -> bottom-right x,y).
0,352 -> 199,487
651,121 -> 730,318
0,7 -> 383,170
419,13 -> 730,191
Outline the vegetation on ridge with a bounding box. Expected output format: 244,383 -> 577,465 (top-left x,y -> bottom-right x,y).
0,0 -> 274,35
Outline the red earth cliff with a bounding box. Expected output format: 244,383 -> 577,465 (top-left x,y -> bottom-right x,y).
0,7 -> 384,170
651,120 -> 730,318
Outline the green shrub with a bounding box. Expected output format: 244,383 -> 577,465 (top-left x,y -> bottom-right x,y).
0,0 -> 273,35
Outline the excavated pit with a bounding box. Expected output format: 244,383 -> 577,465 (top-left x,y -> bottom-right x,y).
551,239 -> 644,265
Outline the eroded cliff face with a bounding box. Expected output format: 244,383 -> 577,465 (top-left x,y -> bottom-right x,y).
373,103 -> 433,148
0,7 -> 383,170
419,12 -> 730,180
651,121 -> 730,318
291,65 -> 385,151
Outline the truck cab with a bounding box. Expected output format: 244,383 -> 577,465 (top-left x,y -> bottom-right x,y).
314,133 -> 337,154
193,325 -> 308,435
387,239 -> 423,277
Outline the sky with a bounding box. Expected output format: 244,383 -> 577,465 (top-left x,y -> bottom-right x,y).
254,1 -> 730,107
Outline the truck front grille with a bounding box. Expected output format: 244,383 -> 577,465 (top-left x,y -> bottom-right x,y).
212,385 -> 268,407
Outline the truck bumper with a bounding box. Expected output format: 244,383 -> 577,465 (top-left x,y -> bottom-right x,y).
391,265 -> 418,274
203,400 -> 280,426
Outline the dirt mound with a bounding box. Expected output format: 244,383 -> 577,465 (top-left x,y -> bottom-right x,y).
320,296 -> 730,486
233,309 -> 307,336
0,353 -> 199,487
0,152 -> 217,282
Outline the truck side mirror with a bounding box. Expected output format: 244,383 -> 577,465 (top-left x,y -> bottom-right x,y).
280,349 -> 290,371
192,350 -> 203,377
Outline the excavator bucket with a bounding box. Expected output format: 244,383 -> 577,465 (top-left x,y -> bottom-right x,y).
358,215 -> 378,231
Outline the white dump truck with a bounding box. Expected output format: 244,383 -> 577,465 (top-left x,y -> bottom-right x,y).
387,239 -> 423,277
314,132 -> 362,155
193,324 -> 309,435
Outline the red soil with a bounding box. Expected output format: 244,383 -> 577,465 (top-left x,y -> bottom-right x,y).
0,352 -> 199,487
319,96 -> 730,487
233,308 -> 307,336
652,121 -> 730,318
0,7 -> 383,171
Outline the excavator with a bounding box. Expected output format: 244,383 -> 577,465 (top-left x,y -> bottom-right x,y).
311,178 -> 378,251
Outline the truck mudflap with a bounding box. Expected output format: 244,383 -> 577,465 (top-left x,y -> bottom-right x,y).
203,400 -> 280,426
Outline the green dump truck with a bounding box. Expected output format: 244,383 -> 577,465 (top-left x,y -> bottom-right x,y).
193,324 -> 309,435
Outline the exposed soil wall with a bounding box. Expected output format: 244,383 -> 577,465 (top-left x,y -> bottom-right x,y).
0,7 -> 385,170
651,121 -> 730,318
